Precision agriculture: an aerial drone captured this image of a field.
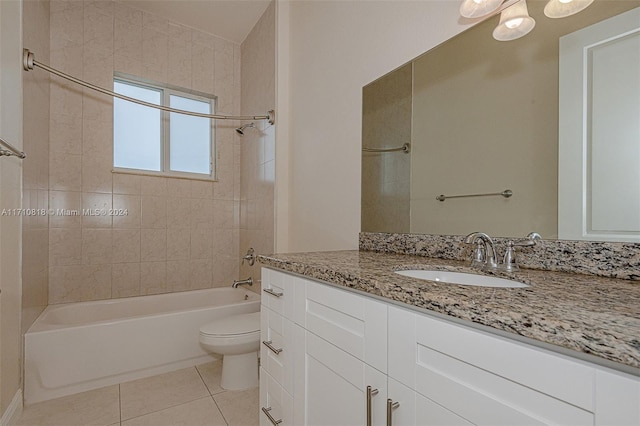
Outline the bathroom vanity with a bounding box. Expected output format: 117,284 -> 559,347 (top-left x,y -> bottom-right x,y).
257,251 -> 640,426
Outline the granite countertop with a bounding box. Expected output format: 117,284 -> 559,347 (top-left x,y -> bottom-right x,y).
258,250 -> 640,373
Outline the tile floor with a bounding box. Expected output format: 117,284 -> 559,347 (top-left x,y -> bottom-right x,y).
16,361 -> 259,426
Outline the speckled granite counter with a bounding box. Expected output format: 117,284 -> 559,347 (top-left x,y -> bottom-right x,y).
258,250 -> 640,374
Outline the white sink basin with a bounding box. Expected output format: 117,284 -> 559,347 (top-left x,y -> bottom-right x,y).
395,270 -> 529,288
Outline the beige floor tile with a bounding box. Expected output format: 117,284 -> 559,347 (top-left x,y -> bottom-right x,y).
213,387 -> 259,426
195,360 -> 224,395
16,385 -> 120,426
120,367 -> 210,420
121,397 -> 226,426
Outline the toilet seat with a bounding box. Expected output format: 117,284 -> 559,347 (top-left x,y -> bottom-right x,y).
199,311 -> 260,337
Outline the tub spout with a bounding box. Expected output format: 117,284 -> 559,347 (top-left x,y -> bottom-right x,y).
232,277 -> 253,288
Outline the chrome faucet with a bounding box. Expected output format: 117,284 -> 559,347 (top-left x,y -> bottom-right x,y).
464,232 -> 498,269
232,277 -> 253,288
464,231 -> 541,272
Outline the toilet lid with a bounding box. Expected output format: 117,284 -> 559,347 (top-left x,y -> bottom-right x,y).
200,311 -> 260,336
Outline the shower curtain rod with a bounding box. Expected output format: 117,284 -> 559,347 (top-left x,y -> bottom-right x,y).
22,49 -> 275,125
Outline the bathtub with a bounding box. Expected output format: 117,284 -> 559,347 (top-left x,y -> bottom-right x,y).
24,287 -> 260,404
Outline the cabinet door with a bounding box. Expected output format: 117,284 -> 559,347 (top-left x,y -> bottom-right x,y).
262,268 -> 296,320
595,369 -> 640,425
294,329 -> 387,426
299,277 -> 387,373
388,377 -> 472,426
388,306 -> 594,425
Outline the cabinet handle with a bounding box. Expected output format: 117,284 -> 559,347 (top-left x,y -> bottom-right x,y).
262,340 -> 283,355
366,385 -> 379,426
386,399 -> 399,426
261,407 -> 283,425
263,288 -> 284,297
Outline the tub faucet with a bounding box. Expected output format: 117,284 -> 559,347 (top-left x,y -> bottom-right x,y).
463,232 -> 498,270
232,277 -> 253,288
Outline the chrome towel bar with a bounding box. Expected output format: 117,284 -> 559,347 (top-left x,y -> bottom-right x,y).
362,143 -> 410,153
436,189 -> 513,202
0,137 -> 26,159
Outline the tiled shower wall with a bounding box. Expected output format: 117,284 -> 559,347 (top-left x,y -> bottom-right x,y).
239,1 -> 276,292
22,0 -> 50,331
48,0 -> 242,304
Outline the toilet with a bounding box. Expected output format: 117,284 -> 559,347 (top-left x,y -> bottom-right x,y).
199,311 -> 261,390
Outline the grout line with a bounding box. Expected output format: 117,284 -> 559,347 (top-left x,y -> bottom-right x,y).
122,396 -> 213,423
211,394 -> 230,426
118,384 -> 122,425
194,364 -> 214,397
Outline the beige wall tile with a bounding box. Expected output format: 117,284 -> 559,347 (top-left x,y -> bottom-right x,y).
212,257 -> 238,288
82,155 -> 113,194
141,196 -> 167,228
189,259 -> 212,289
190,198 -> 213,229
166,197 -> 191,229
166,260 -> 190,292
82,228 -> 112,264
167,228 -> 190,260
140,261 -> 166,295
82,264 -> 112,300
113,194 -> 141,228
50,228 -> 82,266
190,229 -> 212,260
166,178 -> 191,198
192,44 -> 215,94
190,180 -> 213,199
50,152 -> 82,191
112,228 -> 141,263
50,113 -> 82,155
49,190 -> 82,228
213,199 -> 235,230
140,176 -> 167,196
112,262 -> 141,298
141,229 -> 166,262
113,173 -> 141,195
82,192 -> 113,228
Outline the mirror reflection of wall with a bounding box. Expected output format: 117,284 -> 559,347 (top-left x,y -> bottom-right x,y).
361,0 -> 640,241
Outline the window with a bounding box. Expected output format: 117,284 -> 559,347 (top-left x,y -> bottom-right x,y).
113,78 -> 215,178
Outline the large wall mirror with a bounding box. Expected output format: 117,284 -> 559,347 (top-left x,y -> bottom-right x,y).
361,0 -> 640,242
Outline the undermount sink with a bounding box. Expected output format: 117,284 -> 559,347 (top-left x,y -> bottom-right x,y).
395,270 -> 529,288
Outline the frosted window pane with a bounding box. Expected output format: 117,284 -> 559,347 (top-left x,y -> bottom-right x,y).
113,81 -> 162,171
169,95 -> 211,175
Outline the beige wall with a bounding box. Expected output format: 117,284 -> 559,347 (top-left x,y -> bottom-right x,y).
277,1 -> 471,252
22,0 -> 50,335
240,1 -> 276,292
0,0 -> 24,415
361,63 -> 412,234
48,1 -> 242,303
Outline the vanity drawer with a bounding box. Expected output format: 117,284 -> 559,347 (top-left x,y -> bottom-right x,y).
260,368 -> 293,426
260,307 -> 294,393
298,277 -> 387,373
261,268 -> 295,320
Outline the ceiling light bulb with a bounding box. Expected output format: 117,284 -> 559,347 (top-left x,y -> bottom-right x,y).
544,0 -> 594,18
460,0 -> 504,18
493,0 -> 535,41
505,17 -> 524,28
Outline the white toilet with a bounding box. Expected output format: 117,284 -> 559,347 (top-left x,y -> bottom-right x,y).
199,311 -> 261,390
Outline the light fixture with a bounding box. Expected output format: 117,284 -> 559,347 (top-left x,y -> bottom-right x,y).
492,0 -> 536,41
544,0 -> 594,18
459,0 -> 504,19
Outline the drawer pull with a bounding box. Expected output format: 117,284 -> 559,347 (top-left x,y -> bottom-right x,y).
386,399 -> 400,426
261,407 -> 283,425
366,385 -> 379,426
263,288 -> 284,297
263,340 -> 283,355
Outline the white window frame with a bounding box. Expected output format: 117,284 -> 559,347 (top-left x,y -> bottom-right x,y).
113,75 -> 217,181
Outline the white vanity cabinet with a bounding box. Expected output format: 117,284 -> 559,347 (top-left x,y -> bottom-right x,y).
260,267 -> 640,426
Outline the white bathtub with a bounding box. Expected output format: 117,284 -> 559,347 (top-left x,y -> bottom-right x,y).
24,287 -> 260,404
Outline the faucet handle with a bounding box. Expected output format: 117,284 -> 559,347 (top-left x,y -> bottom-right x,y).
501,241 -> 519,272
